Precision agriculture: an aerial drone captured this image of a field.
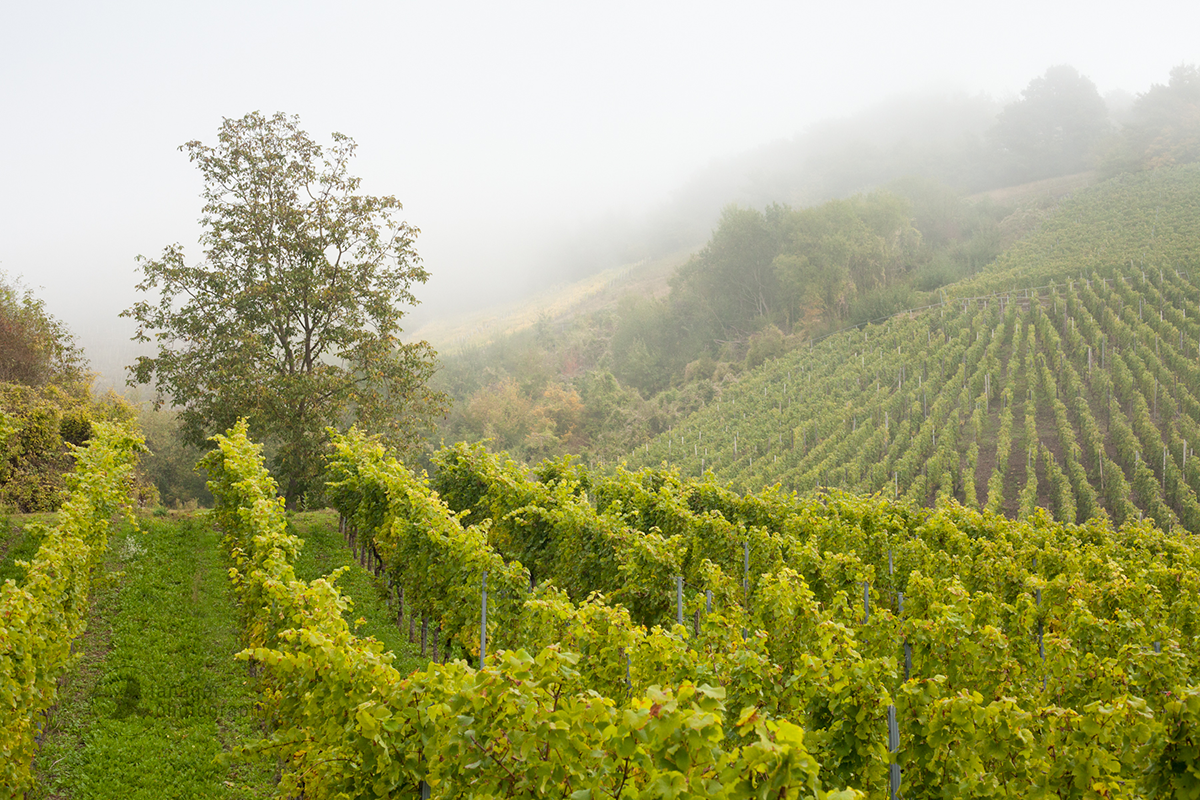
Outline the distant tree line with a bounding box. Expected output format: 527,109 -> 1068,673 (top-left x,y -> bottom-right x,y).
537,63 -> 1200,288
607,178 -> 1009,396
1101,64 -> 1200,175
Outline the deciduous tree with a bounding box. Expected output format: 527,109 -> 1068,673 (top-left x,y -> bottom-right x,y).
989,64 -> 1110,182
125,112 -> 447,504
1103,64 -> 1200,174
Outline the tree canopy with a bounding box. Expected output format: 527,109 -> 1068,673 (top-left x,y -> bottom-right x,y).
0,274 -> 88,388
989,64 -> 1110,182
125,111 -> 447,503
670,193 -> 924,342
0,275 -> 108,511
1103,64 -> 1200,175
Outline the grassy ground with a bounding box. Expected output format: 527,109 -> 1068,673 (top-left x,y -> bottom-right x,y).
288,509 -> 427,675
26,508 -> 428,798
33,514 -> 275,799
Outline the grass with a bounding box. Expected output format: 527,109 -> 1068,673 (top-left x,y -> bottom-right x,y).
288,509 -> 427,675
26,508 -> 429,798
33,514 -> 275,799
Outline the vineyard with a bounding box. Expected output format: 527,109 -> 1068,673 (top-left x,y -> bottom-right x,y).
7,165 -> 1200,796
8,416 -> 1200,795
629,165 -> 1200,531
162,422 -> 1200,798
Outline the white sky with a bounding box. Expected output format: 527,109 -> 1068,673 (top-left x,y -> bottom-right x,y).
2,0 -> 1198,379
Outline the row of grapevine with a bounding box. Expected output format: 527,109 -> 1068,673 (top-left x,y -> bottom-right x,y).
427,439 -> 688,625
635,271 -> 1200,530
209,421 -> 867,798
434,441 -> 1200,690
0,422 -> 144,797
319,429 -> 1200,797
1086,275 -> 1200,526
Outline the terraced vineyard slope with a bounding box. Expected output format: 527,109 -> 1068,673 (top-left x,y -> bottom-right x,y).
631,165 -> 1200,529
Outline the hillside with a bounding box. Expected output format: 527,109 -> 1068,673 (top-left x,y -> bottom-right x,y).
629,165 -> 1200,530
407,249 -> 688,351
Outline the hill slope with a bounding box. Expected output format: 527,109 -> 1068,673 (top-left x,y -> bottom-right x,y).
630,165 -> 1200,530
407,249 -> 689,351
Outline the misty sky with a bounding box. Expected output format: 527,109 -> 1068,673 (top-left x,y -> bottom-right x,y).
2,0 -> 1198,379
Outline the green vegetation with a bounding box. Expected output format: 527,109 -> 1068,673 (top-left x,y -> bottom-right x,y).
431,65 -> 1200,479
435,178 -> 1014,466
1103,64 -> 1200,176
0,383 -> 154,512
627,165 -> 1200,532
32,516 -> 275,799
0,422 -> 144,795
0,273 -> 87,389
291,426 -> 1200,797
0,514 -> 48,585
125,112 -> 447,506
4,430 -> 424,798
8,64 -> 1200,797
238,424 -> 862,797
0,275 -> 155,512
988,64 -> 1110,184
289,509 -> 425,673
135,404 -> 212,508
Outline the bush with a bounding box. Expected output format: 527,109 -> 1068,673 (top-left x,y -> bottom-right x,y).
685,355 -> 717,382
745,325 -> 787,369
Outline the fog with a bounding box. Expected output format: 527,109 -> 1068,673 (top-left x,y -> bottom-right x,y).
2,1 -> 1198,383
